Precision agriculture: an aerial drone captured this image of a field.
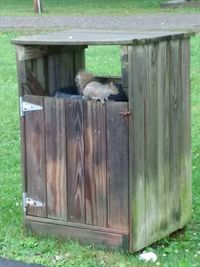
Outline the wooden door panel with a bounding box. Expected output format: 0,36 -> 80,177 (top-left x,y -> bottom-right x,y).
24,95 -> 46,217
65,100 -> 85,223
84,102 -> 107,227
44,97 -> 67,221
107,102 -> 129,230
24,96 -> 129,231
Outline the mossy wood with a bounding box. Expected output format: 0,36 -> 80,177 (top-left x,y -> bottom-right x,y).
13,30 -> 193,252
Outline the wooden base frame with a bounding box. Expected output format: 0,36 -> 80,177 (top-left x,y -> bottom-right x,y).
26,216 -> 129,250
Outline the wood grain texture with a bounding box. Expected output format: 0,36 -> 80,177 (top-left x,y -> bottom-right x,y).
48,51 -> 74,96
45,97 -> 67,220
12,29 -> 194,46
169,39 -> 181,229
16,47 -> 27,196
16,46 -> 27,96
66,100 -> 85,223
128,44 -> 147,251
179,38 -> 192,227
107,102 -> 129,231
26,215 -> 128,234
157,41 -> 171,236
26,218 -> 129,250
121,45 -> 129,97
24,95 -> 46,217
84,102 -> 107,227
145,43 -> 159,244
74,48 -> 85,74
31,57 -> 48,95
24,68 -> 47,96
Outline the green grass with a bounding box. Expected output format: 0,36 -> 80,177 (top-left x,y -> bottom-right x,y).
0,0 -> 162,16
1,0 -> 200,16
0,30 -> 200,266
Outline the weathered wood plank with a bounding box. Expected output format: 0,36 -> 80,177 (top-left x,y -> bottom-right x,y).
107,102 -> 129,231
15,45 -> 87,60
169,39 -> 181,229
84,101 -> 107,227
48,51 -> 74,96
179,38 -> 192,227
12,29 -> 194,46
157,41 -> 171,236
121,45 -> 129,98
24,68 -> 47,96
44,97 -> 67,221
26,217 -> 129,250
74,48 -> 85,74
16,45 -> 27,96
31,57 -> 48,95
66,100 -> 85,223
16,46 -> 27,197
128,44 -> 147,251
145,43 -> 159,244
24,95 -> 46,217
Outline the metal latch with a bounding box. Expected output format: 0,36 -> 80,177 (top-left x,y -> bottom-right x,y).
119,111 -> 131,118
20,97 -> 43,117
23,193 -> 46,212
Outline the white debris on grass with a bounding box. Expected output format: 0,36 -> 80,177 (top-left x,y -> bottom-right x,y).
138,251 -> 157,263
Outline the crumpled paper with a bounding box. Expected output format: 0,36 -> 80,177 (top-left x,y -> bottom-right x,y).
138,251 -> 157,263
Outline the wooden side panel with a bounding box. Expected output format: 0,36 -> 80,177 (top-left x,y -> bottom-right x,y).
145,43 -> 159,243
169,40 -> 181,229
84,102 -> 107,227
48,51 -> 74,96
66,100 -> 85,223
107,102 -> 129,231
45,97 -> 67,221
128,39 -> 192,251
24,95 -> 46,217
179,39 -> 192,227
128,45 -> 147,251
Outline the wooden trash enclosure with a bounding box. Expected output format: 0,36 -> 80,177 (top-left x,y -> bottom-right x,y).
12,29 -> 193,252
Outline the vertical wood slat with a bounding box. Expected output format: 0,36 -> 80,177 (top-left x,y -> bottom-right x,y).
84,102 -> 107,227
24,95 -> 46,218
179,39 -> 192,227
128,44 -> 147,251
169,40 -> 181,229
31,57 -> 48,95
48,51 -> 74,96
16,46 -> 27,196
45,97 -> 67,221
107,102 -> 129,231
145,43 -> 159,244
74,48 -> 85,74
121,45 -> 129,98
66,100 -> 85,223
157,41 -> 171,235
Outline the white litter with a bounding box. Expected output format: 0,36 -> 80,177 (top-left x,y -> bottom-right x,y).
138,251 -> 157,263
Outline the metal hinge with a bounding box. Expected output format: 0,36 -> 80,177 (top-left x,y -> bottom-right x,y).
20,97 -> 43,117
23,193 -> 46,212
